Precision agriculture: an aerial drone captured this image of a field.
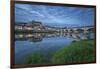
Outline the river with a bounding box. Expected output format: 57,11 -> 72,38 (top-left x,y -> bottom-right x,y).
14,32 -> 94,64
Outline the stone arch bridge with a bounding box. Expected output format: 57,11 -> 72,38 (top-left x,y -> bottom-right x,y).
62,26 -> 94,33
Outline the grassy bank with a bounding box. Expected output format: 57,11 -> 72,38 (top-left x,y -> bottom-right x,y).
26,39 -> 95,64
26,53 -> 46,64
52,39 -> 95,64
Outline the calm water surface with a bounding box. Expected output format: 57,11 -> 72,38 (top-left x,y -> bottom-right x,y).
15,32 -> 94,64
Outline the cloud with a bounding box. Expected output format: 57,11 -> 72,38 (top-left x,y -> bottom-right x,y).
15,4 -> 94,27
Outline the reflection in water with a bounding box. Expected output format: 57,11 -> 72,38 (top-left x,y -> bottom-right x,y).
15,32 -> 94,42
15,32 -> 94,64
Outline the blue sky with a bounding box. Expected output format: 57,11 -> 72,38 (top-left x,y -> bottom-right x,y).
15,4 -> 94,27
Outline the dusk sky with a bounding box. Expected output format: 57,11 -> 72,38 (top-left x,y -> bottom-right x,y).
15,4 -> 94,27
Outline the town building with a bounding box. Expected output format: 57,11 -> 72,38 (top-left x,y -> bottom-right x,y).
15,21 -> 43,31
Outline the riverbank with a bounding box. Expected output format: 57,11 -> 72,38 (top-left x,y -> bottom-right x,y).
26,39 -> 95,64
15,30 -> 59,34
52,39 -> 95,64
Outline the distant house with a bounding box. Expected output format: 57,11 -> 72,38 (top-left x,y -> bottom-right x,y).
44,25 -> 61,32
15,21 -> 43,31
15,22 -> 27,30
31,21 -> 43,31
